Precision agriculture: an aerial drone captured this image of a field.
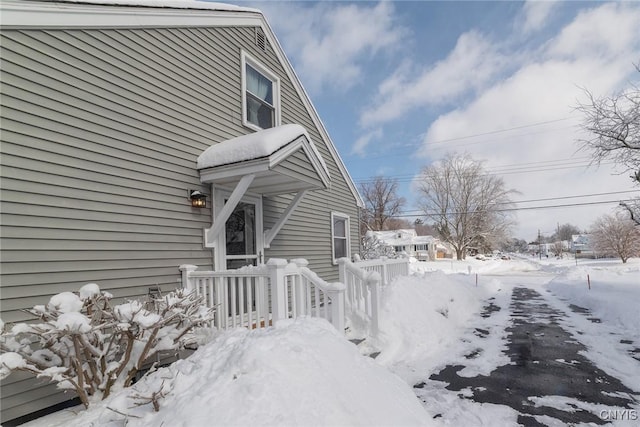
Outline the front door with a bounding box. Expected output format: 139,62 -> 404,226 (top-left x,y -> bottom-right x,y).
215,190 -> 263,270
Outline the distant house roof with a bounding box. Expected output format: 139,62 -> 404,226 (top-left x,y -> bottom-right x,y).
369,229 -> 436,247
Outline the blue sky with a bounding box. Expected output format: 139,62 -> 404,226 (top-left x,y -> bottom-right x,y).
236,1 -> 640,241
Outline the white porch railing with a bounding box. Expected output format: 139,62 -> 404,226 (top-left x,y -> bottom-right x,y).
352,256 -> 410,286
179,259 -> 345,333
338,256 -> 410,338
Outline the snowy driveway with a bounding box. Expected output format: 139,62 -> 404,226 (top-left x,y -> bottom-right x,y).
410,268 -> 640,426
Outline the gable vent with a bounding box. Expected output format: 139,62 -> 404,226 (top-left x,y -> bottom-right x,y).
255,28 -> 266,52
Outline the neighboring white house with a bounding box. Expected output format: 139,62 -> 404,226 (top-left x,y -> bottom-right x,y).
571,234 -> 594,256
369,229 -> 452,261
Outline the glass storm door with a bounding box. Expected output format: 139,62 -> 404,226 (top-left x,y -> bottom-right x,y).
225,201 -> 258,269
215,190 -> 263,270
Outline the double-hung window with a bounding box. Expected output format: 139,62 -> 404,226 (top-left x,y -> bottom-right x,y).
242,52 -> 280,130
331,212 -> 350,264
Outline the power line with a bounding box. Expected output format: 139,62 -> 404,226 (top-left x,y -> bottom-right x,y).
389,198 -> 634,218
397,190 -> 639,216
355,117 -> 578,159
354,155 -> 595,182
511,190 -> 639,205
418,117 -> 576,146
354,159 -> 617,183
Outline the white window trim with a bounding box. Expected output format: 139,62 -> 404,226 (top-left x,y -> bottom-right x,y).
331,212 -> 350,265
241,50 -> 281,131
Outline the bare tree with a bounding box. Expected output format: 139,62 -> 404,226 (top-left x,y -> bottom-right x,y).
414,218 -> 437,236
359,176 -> 405,231
551,223 -> 582,242
416,153 -> 517,260
576,65 -> 640,223
590,211 -> 640,263
385,217 -> 413,230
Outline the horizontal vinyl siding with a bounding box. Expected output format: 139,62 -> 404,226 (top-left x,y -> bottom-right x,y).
0,22 -> 360,423
271,149 -> 325,189
0,25 -> 252,423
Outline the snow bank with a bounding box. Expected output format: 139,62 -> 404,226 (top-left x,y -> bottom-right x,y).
372,269 -> 509,384
30,318 -> 432,427
546,259 -> 640,334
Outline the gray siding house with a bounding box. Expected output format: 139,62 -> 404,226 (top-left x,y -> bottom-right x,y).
0,0 -> 363,422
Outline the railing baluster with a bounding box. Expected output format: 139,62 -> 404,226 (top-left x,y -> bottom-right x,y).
305,278 -> 312,314
230,277 -> 237,328
208,278 -> 214,311
247,278 -> 253,328
314,285 -> 320,317
291,275 -> 300,319
236,277 -> 245,327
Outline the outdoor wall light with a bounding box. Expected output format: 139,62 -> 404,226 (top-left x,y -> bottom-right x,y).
190,190 -> 207,208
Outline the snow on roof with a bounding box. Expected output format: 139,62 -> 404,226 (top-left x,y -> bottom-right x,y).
369,229 -> 435,246
197,124 -> 319,170
38,0 -> 259,13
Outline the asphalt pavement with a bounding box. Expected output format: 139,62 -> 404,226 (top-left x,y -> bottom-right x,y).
420,286 -> 639,426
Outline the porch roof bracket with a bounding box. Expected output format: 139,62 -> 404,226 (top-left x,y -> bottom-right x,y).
204,174 -> 255,248
263,189 -> 308,248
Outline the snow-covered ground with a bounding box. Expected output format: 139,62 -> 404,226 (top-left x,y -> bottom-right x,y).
21,256 -> 640,426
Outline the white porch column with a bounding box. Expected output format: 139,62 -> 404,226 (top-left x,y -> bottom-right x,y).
328,284 -> 345,334
204,174 -> 255,247
367,271 -> 382,338
179,264 -> 198,292
267,258 -> 288,325
379,256 -> 388,286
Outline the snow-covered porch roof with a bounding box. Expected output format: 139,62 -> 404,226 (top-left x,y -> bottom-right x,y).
197,124 -> 330,195
196,124 -> 331,248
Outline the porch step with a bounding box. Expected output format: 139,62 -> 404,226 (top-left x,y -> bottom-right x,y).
349,338 -> 380,359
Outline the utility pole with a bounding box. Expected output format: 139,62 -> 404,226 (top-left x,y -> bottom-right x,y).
538,229 -> 542,260
557,222 -> 561,258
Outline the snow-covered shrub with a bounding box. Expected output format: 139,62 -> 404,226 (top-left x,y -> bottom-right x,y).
0,284 -> 213,409
361,232 -> 397,260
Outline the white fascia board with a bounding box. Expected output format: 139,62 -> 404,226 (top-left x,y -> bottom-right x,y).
259,20 -> 365,208
0,0 -> 262,29
267,137 -> 330,190
266,137 -> 305,168
300,145 -> 331,189
199,160 -> 269,184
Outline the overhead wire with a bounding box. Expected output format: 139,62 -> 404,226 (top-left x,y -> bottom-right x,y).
387,198 -> 636,218
354,158 -> 617,184
355,117 -> 579,159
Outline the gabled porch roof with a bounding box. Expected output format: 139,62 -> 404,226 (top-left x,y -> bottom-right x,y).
197,124 -> 331,248
197,124 -> 330,196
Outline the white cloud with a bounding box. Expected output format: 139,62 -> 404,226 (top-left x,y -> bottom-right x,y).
415,2 -> 640,239
258,1 -> 406,95
518,1 -> 558,34
548,3 -> 640,61
352,128 -> 383,156
359,30 -> 506,128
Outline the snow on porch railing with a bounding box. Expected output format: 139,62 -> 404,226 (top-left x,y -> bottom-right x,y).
338,256 -> 410,338
337,258 -> 382,338
179,259 -> 345,333
352,256 -> 410,287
